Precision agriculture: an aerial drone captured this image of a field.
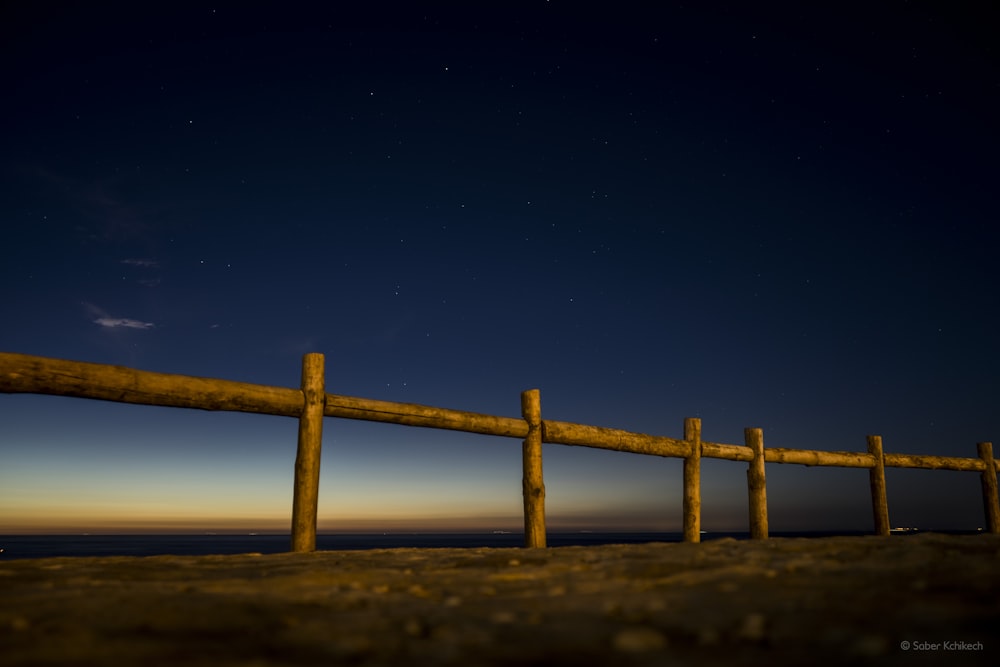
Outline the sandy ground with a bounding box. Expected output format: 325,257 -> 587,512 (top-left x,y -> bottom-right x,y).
1,533 -> 998,666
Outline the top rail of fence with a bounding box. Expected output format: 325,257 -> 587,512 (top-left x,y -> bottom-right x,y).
0,351 -> 994,474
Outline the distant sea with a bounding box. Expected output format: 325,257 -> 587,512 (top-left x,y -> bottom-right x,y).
1,529 -> 980,560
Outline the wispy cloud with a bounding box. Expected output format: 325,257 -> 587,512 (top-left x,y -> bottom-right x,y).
121,258 -> 159,268
94,317 -> 155,330
82,302 -> 155,330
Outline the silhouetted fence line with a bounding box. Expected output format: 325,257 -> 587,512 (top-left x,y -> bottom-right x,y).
2,351 -> 998,552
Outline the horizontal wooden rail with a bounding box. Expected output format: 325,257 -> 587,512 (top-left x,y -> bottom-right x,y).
765,447 -> 876,468
701,441 -> 753,462
699,442 -> 880,468
541,420 -> 692,457
0,352 -> 303,417
700,441 -> 992,472
883,452 -> 986,472
324,393 -> 529,438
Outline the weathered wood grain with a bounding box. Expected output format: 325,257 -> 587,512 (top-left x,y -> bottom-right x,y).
683,418 -> 701,543
883,452 -> 986,471
0,351 -> 303,416
291,353 -> 325,553
978,442 -> 1000,533
541,420 -> 692,457
521,389 -> 545,548
324,393 -> 529,438
868,435 -> 890,537
745,428 -> 768,540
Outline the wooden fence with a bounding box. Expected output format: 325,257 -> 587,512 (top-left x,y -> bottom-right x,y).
2,351 -> 998,551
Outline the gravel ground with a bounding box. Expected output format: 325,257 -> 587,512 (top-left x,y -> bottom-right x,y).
1,533 -> 998,666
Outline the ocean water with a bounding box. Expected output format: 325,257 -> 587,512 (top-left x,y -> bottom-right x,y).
0,530 -> 908,560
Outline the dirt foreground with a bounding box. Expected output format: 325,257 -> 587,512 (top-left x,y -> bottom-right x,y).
1,533 -> 998,666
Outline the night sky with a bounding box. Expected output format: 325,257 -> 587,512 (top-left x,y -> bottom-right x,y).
2,2 -> 997,534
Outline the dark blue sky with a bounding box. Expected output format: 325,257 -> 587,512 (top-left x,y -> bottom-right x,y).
2,2 -> 997,533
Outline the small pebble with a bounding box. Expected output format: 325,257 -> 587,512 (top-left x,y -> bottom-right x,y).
614,627 -> 667,653
333,636 -> 373,657
403,618 -> 427,637
738,613 -> 766,641
697,627 -> 720,646
645,599 -> 665,612
491,611 -> 516,624
850,635 -> 888,656
8,617 -> 30,631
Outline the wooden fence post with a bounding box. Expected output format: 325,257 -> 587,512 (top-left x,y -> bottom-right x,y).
291,353 -> 326,552
521,389 -> 546,548
683,418 -> 702,543
745,428 -> 768,539
977,442 -> 1000,534
867,435 -> 890,536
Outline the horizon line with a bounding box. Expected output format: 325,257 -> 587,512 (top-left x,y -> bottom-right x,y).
2,527 -> 982,537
